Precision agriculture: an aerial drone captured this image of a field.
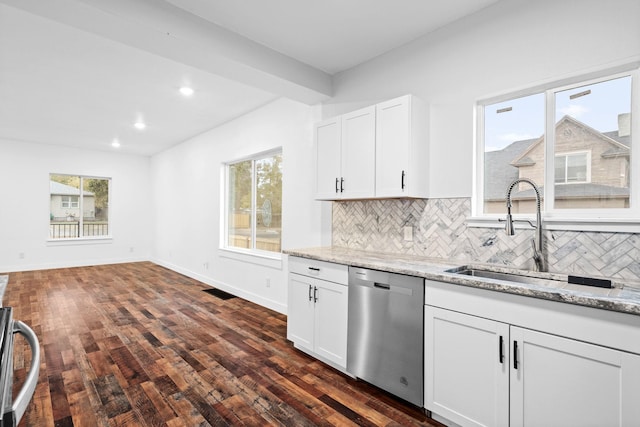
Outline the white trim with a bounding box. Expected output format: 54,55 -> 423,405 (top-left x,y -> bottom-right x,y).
221,149 -> 283,257
466,215 -> 640,233
218,247 -> 282,269
152,257 -> 286,314
476,58 -> 640,106
49,174 -> 112,241
46,237 -> 113,245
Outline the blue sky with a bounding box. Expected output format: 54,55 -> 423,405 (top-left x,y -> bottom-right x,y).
484,75 -> 632,152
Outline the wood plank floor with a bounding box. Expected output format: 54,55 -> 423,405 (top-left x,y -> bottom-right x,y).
4,262 -> 442,426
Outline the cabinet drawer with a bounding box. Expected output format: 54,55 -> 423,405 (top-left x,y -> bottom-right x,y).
289,256 -> 348,285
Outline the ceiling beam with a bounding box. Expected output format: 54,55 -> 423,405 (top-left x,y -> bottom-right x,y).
1,0 -> 333,104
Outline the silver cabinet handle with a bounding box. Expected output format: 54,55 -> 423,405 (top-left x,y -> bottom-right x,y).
12,321 -> 40,425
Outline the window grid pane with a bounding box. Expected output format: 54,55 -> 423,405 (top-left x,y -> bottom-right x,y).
227,160 -> 253,250
553,76 -> 632,210
483,93 -> 545,214
226,152 -> 282,254
49,174 -> 110,239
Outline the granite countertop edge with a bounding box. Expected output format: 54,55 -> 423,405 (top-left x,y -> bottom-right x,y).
284,247 -> 640,317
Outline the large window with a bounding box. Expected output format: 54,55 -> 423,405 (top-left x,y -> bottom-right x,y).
49,174 -> 110,239
476,67 -> 637,224
225,151 -> 282,254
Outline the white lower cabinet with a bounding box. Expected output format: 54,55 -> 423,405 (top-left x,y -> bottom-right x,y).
510,326 -> 640,427
425,305 -> 640,427
287,257 -> 348,369
425,306 -> 509,427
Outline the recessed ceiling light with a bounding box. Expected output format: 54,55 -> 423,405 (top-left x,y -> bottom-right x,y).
111,139 -> 121,148
179,87 -> 194,96
134,121 -> 146,130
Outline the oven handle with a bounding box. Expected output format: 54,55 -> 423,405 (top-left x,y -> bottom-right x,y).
12,320 -> 40,425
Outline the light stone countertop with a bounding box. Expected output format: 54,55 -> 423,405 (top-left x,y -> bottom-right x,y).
0,275 -> 7,305
284,246 -> 640,317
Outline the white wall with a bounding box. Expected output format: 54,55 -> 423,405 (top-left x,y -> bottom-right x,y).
0,139 -> 152,272
325,0 -> 640,199
150,98 -> 323,313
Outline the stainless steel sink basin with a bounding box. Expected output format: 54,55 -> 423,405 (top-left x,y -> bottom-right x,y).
445,266 -> 567,289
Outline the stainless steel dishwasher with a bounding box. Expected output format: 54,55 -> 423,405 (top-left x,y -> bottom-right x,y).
347,266 -> 424,407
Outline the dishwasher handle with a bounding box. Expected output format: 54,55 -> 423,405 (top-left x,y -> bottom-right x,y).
12,321 -> 40,425
373,283 -> 390,290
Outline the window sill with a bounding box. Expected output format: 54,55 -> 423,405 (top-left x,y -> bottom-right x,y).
219,247 -> 283,269
47,236 -> 113,246
467,216 -> 640,233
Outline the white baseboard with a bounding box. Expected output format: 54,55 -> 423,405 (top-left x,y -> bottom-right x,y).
0,256 -> 149,273
151,257 -> 287,315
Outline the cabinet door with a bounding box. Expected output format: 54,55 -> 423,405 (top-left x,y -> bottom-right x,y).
425,306 -> 509,427
341,106 -> 375,199
510,327 -> 640,427
314,279 -> 348,367
315,118 -> 342,200
287,274 -> 315,351
376,96 -> 410,197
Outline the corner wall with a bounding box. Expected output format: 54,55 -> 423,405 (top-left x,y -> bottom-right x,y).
0,139 -> 152,272
150,98 -> 326,313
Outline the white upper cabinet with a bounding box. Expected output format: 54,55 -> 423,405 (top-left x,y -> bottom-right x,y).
315,117 -> 342,200
341,106 -> 376,199
314,95 -> 428,200
315,106 -> 375,200
376,95 -> 429,198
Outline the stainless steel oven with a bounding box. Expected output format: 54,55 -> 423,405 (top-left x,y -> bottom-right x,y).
0,307 -> 40,427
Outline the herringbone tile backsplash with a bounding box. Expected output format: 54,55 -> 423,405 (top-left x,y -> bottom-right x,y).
332,198 -> 640,281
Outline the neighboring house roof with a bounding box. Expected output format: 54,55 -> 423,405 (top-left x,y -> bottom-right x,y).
484,139 -> 535,200
511,115 -> 629,167
50,181 -> 94,196
485,115 -> 629,202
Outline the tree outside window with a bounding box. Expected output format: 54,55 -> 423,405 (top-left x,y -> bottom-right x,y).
226,152 -> 282,253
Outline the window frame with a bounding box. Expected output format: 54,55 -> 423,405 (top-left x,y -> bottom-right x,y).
471,64 -> 640,232
48,174 -> 112,241
221,148 -> 283,261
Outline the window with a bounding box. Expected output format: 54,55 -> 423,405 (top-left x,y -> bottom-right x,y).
225,150 -> 282,254
555,152 -> 590,184
61,195 -> 79,208
49,174 -> 111,239
475,67 -> 638,224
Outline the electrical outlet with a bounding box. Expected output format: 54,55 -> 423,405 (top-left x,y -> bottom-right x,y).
203,262 -> 209,270
403,226 -> 413,242
129,247 -> 134,253
266,278 -> 271,288
18,252 -> 25,259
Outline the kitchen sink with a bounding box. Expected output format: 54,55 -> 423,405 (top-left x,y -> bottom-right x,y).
445,266 -> 567,289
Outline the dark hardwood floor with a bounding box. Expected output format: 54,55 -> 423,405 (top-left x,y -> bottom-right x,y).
4,262 -> 441,426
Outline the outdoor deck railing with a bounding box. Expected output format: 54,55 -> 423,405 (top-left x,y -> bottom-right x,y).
49,222 -> 109,238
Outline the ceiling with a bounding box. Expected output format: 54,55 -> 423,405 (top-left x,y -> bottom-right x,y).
0,0 -> 499,156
